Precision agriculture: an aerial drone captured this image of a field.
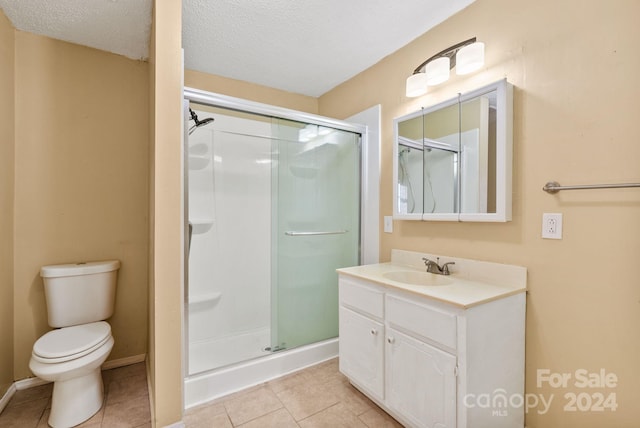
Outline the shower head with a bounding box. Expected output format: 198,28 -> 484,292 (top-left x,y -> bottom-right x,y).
188,108 -> 215,135
198,117 -> 215,126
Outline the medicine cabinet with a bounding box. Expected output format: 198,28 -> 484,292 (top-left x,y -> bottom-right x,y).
393,79 -> 513,222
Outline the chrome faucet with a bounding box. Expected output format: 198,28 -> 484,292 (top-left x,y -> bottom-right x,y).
422,257 -> 455,275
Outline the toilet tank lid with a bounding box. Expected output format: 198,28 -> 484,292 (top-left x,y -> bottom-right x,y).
40,260 -> 120,278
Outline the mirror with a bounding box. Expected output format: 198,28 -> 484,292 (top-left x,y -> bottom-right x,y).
393,79 -> 513,222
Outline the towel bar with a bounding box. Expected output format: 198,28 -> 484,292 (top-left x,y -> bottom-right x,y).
543,181 -> 640,194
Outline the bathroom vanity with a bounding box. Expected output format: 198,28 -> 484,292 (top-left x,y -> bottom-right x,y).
337,250 -> 526,428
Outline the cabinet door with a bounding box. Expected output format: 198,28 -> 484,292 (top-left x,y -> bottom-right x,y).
339,306 -> 384,401
386,328 -> 456,428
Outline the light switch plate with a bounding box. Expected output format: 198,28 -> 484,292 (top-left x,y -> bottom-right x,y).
542,213 -> 563,239
384,216 -> 393,233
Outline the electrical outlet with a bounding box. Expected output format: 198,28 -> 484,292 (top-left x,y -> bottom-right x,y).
542,213 -> 563,239
384,216 -> 393,233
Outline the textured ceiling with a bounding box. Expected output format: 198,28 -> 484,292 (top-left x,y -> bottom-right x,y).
0,0 -> 476,97
183,0 -> 476,97
0,0 -> 152,60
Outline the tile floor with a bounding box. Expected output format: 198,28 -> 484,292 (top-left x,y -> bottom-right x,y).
0,362 -> 150,428
184,358 -> 403,427
0,358 -> 403,427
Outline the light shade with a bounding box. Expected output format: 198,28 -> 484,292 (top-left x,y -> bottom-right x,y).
456,42 -> 485,75
425,56 -> 450,86
406,73 -> 428,98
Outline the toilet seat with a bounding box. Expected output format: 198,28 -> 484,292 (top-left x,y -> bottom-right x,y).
32,321 -> 112,364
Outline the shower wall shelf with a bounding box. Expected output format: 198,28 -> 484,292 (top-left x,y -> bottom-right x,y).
188,155 -> 210,170
543,181 -> 640,194
189,292 -> 222,306
190,218 -> 214,234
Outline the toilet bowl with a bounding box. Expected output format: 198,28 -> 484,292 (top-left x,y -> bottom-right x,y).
29,322 -> 114,428
30,260 -> 120,428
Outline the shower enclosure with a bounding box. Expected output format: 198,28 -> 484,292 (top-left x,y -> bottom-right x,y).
183,88 -> 366,402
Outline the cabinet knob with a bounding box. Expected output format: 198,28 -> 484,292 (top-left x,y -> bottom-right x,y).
387,337 -> 395,344
370,328 -> 378,336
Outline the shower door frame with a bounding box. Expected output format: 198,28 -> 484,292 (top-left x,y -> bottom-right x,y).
182,87 -> 371,379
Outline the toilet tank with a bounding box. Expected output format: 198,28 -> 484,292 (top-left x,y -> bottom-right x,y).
40,260 -> 120,328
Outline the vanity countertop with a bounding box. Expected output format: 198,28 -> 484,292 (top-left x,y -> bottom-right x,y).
337,252 -> 527,309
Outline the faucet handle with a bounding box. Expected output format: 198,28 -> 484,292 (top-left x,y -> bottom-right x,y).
441,262 -> 455,275
422,257 -> 439,274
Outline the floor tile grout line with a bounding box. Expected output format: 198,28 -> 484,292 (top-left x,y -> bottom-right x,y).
230,405 -> 296,428
294,400 -> 344,424
36,403 -> 47,428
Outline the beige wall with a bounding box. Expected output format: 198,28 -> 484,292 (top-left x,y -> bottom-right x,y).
12,31 -> 150,379
319,0 -> 640,426
4,2 -> 636,427
147,2 -> 156,423
185,69 -> 318,113
148,0 -> 184,426
0,9 -> 15,397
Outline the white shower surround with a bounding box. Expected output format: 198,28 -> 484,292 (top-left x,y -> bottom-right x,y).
188,112 -> 273,374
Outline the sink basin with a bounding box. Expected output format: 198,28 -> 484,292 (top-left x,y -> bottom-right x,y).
383,271 -> 453,286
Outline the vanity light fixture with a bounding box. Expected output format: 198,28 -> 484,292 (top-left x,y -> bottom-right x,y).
405,37 -> 485,98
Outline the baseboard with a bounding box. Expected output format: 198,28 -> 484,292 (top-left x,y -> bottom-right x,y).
145,359 -> 184,428
1,353 -> 147,410
146,360 -> 155,428
102,353 -> 146,371
0,383 -> 17,414
15,376 -> 50,390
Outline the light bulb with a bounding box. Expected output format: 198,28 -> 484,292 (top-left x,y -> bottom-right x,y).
456,42 -> 485,75
406,73 -> 428,98
425,57 -> 450,86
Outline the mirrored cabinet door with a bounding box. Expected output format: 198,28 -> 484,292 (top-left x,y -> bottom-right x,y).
394,112 -> 424,219
459,90 -> 492,215
458,80 -> 512,222
422,100 -> 460,221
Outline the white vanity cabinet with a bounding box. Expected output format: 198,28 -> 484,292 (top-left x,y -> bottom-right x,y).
338,273 -> 526,428
386,326 -> 457,427
338,276 -> 385,401
339,307 -> 384,400
385,294 -> 458,427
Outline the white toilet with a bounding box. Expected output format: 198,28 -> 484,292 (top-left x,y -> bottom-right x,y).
29,260 -> 120,428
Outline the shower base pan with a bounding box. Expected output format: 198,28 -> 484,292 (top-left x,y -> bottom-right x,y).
184,337 -> 338,409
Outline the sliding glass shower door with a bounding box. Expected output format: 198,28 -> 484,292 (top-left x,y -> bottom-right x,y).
186,105 -> 360,375
270,119 -> 360,352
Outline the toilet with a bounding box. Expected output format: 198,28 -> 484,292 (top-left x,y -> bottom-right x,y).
29,260 -> 120,428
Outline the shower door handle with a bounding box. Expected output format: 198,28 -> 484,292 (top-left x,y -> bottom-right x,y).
188,222 -> 193,255
284,230 -> 348,236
